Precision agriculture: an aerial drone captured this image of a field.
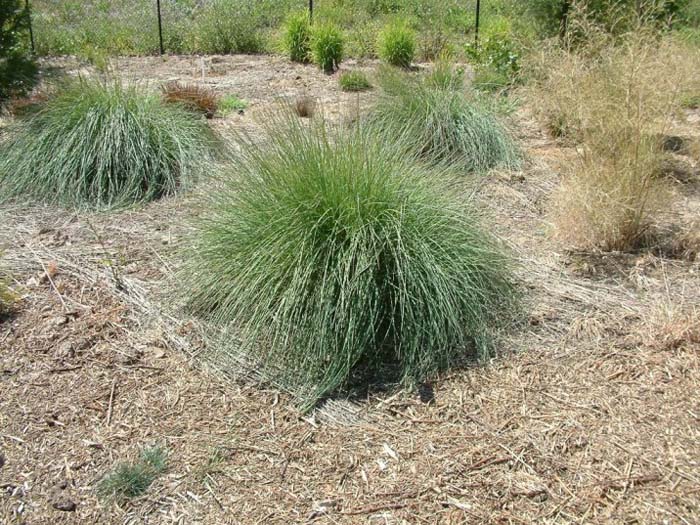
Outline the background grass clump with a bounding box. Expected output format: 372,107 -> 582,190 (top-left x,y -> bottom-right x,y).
371,62 -> 520,172
183,111 -> 517,407
162,81 -> 219,119
283,11 -> 311,63
339,70 -> 372,92
0,0 -> 38,107
378,19 -> 416,68
97,446 -> 167,502
311,23 -> 344,73
0,79 -> 219,209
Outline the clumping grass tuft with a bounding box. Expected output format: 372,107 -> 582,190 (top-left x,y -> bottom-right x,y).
97,446 -> 167,501
161,81 -> 219,119
0,258 -> 15,317
311,23 -> 344,73
371,63 -> 520,173
378,20 -> 416,68
283,11 -> 311,63
0,79 -> 219,210
339,70 -> 372,92
183,111 -> 517,408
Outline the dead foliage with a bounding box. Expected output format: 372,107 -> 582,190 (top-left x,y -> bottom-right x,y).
161,81 -> 219,119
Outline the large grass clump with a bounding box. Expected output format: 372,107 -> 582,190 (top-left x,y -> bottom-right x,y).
97,446 -> 167,502
378,19 -> 416,68
371,62 -> 520,172
184,111 -> 517,407
283,11 -> 311,63
529,29 -> 700,250
0,79 -> 219,209
311,23 -> 344,73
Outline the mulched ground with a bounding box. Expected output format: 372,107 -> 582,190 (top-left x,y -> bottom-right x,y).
1,55 -> 699,525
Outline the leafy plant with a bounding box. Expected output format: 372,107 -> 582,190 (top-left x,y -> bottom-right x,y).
311,23 -> 344,73
377,19 -> 416,68
97,446 -> 167,501
465,16 -> 522,92
0,0 -> 38,107
283,11 -> 311,63
183,111 -> 517,408
0,79 -> 219,209
339,70 -> 372,92
371,64 -> 520,172
220,94 -> 249,114
162,81 -> 219,119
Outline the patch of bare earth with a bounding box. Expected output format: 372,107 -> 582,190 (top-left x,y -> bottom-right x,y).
1,57 -> 699,524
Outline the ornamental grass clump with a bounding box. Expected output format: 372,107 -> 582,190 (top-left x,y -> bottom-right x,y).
339,70 -> 372,92
283,11 -> 311,63
378,20 -> 416,68
161,81 -> 219,119
184,111 -> 517,407
311,23 -> 344,73
372,63 -> 520,173
0,79 -> 219,209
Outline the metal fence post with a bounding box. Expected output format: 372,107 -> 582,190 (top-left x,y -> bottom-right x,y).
156,0 -> 164,55
25,0 -> 36,54
309,0 -> 314,23
474,0 -> 481,48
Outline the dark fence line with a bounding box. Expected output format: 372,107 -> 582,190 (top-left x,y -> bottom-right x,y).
24,0 -> 485,56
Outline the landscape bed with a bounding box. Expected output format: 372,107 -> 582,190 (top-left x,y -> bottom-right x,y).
0,52 -> 698,524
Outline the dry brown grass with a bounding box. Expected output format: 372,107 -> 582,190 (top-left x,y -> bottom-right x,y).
293,95 -> 316,118
528,30 -> 700,251
161,81 -> 219,119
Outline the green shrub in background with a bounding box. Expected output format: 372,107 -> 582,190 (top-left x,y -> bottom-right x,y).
372,63 -> 520,172
311,23 -> 344,73
196,0 -> 268,54
465,16 -> 522,92
378,19 -> 416,68
0,0 -> 38,107
283,11 -> 311,63
183,110 -> 517,407
339,70 -> 372,91
0,79 -> 219,209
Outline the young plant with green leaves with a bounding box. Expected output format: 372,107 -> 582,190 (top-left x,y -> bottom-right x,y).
311,23 -> 344,73
0,79 -> 219,209
97,446 -> 167,501
283,11 -> 311,63
339,70 -> 372,92
183,110 -> 517,408
378,20 -> 416,68
371,63 -> 520,173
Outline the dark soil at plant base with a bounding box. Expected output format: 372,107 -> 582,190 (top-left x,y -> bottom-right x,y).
1,56 -> 699,524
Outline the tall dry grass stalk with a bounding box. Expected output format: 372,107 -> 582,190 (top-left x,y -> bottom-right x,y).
528,25 -> 700,251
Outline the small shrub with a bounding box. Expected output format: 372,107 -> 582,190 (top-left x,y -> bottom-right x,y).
339,70 -> 372,92
220,94 -> 249,115
372,64 -> 520,172
183,111 -> 517,407
0,0 -> 38,107
98,446 -> 167,501
162,82 -> 219,119
0,79 -> 219,209
283,12 -> 311,63
377,20 -> 416,68
311,24 -> 344,73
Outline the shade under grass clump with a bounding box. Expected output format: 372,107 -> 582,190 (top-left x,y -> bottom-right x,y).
372,63 -> 520,173
0,79 -> 219,209
184,111 -> 517,407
